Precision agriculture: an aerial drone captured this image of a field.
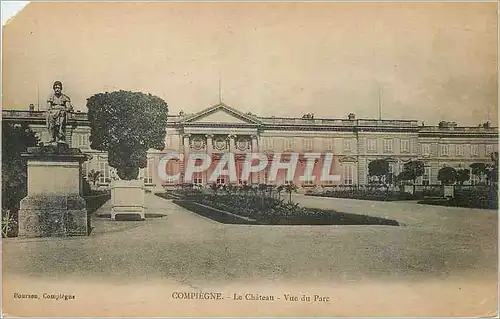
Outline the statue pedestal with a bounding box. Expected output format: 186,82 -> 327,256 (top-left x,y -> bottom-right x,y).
110,180 -> 145,221
18,144 -> 89,237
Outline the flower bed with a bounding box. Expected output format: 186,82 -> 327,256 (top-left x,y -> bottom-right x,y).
418,196 -> 498,210
306,189 -> 414,201
173,200 -> 257,224
158,191 -> 400,226
155,192 -> 182,200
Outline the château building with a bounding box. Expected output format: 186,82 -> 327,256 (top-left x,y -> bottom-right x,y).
3,103 -> 498,189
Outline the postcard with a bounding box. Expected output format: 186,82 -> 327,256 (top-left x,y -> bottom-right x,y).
2,1 -> 498,317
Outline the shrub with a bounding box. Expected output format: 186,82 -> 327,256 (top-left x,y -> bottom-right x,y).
2,123 -> 39,237
2,209 -> 18,238
87,90 -> 168,180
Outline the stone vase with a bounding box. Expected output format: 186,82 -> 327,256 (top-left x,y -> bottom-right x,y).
110,179 -> 145,221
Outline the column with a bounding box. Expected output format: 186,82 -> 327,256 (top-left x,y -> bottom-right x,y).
228,134 -> 236,184
205,134 -> 213,185
250,134 -> 259,184
228,134 -> 236,153
181,134 -> 191,183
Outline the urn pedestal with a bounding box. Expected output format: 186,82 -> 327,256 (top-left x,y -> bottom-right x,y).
403,185 -> 415,194
110,180 -> 145,221
442,185 -> 455,198
18,144 -> 89,238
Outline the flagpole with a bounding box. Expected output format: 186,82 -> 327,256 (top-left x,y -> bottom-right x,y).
37,84 -> 40,111
378,83 -> 382,120
218,73 -> 222,103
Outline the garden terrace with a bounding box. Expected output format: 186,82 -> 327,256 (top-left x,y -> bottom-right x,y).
156,187 -> 400,226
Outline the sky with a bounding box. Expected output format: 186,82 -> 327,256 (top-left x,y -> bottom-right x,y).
2,2 -> 498,126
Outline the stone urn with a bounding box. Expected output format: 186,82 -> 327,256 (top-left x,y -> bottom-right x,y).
110,179 -> 145,220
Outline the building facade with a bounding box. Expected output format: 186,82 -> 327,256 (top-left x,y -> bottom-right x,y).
3,103 -> 498,189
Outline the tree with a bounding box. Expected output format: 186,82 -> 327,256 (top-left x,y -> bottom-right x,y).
368,159 -> 389,184
397,160 -> 425,194
2,123 -> 39,237
396,170 -> 414,184
470,162 -> 488,184
86,90 -> 169,180
402,161 -> 425,184
490,152 -> 499,185
437,166 -> 457,185
276,184 -> 285,200
87,169 -> 101,188
455,169 -> 470,185
283,183 -> 298,203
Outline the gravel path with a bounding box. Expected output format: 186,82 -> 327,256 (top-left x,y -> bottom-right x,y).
3,193 -> 497,316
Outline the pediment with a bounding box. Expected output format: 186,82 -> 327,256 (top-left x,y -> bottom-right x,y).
192,109 -> 249,124
181,103 -> 261,125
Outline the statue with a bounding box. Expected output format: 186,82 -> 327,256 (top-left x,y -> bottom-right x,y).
46,81 -> 73,143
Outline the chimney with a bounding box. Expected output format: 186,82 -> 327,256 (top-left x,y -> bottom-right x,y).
348,113 -> 355,120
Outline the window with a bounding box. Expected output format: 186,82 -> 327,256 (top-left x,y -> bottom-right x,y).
165,135 -> 173,148
441,144 -> 449,156
303,180 -> 314,186
216,177 -> 226,184
471,144 -> 479,156
303,138 -> 313,151
342,164 -> 355,185
193,172 -> 203,185
82,161 -> 90,179
367,139 -> 377,152
455,144 -> 464,156
325,138 -> 334,151
422,167 -> 431,185
421,144 -> 431,156
262,138 -> 273,150
98,161 -> 111,184
141,159 -> 154,184
383,139 -> 393,153
400,139 -> 410,153
284,138 -> 295,151
343,139 -> 352,152
77,134 -> 89,148
486,144 -> 494,155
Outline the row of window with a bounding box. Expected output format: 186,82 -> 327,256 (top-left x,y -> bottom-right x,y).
82,160 -> 155,184
423,144 -> 495,157
262,137 -> 495,156
75,133 -> 495,158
